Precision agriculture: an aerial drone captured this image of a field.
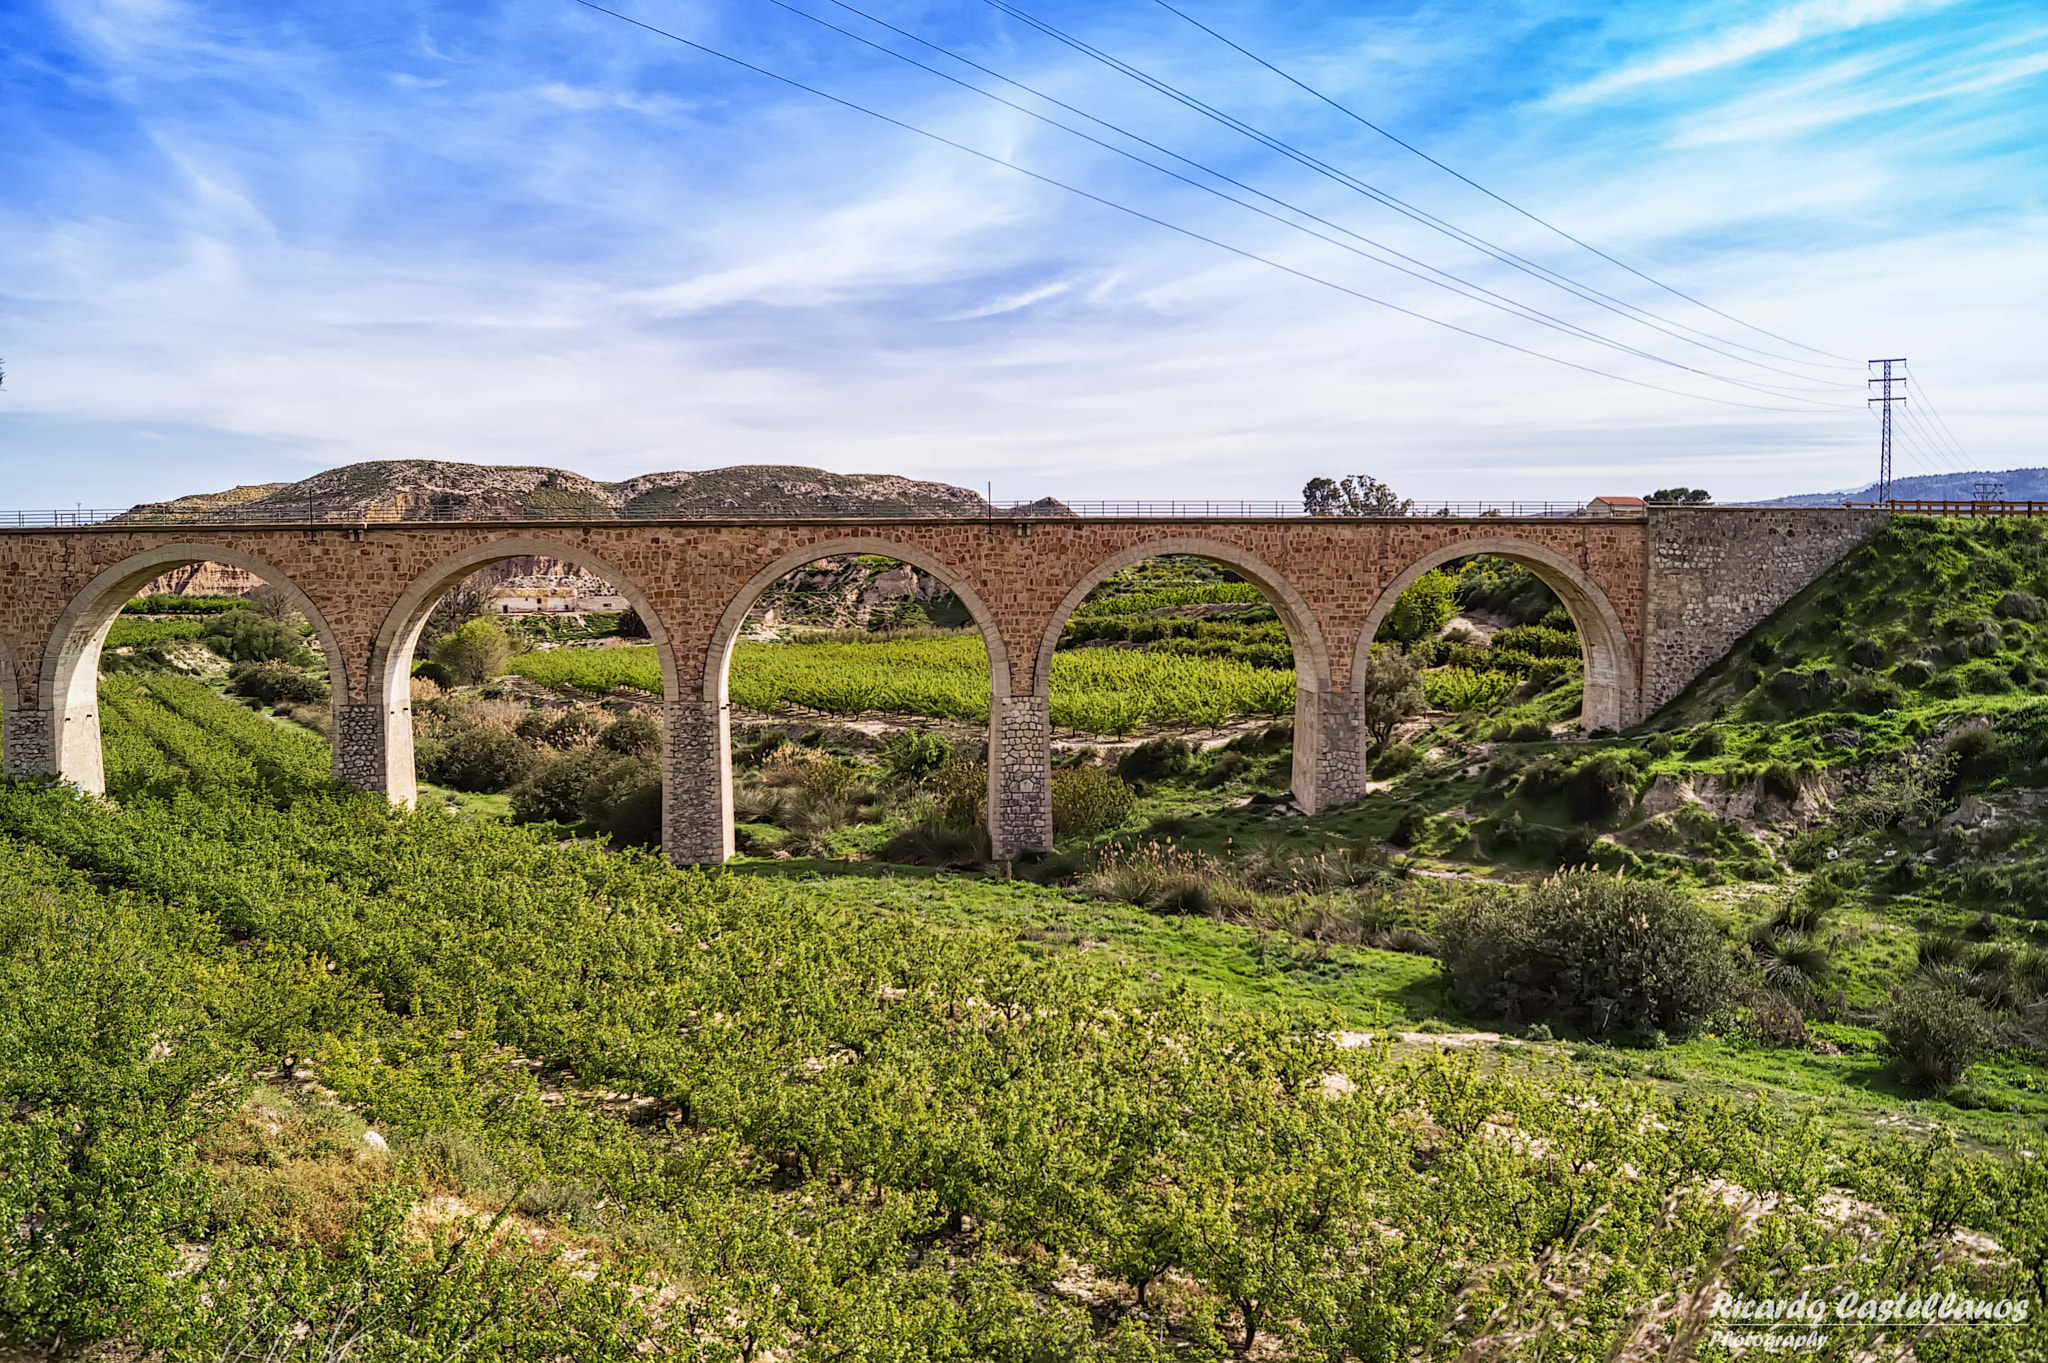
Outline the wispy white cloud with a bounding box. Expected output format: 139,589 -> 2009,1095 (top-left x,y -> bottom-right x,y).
947,280 -> 1074,320
1556,0 -> 1945,104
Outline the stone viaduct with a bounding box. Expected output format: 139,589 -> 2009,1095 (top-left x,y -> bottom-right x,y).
0,505 -> 1888,861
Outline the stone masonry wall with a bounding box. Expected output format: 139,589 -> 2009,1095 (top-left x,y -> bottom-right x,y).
991,696 -> 1052,858
1641,506 -> 1891,717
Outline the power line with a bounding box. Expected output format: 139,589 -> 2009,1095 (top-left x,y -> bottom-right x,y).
575,0 -> 1831,413
1148,0 -> 1861,367
1897,400 -> 1965,476
1907,367 -> 1972,465
751,0 -> 1853,407
982,0 -> 1859,385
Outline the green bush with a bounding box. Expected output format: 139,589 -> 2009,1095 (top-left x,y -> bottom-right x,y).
1372,743 -> 1421,779
1050,766 -> 1136,838
203,611 -> 314,666
579,755 -> 662,845
1490,625 -> 1579,660
1518,751 -> 1640,823
1437,871 -> 1738,1039
544,708 -> 609,749
1686,727 -> 1726,757
227,661 -> 329,706
1118,736 -> 1193,783
1997,590 -> 2044,621
411,658 -> 455,689
1880,984 -> 1991,1091
1379,569 -> 1457,644
511,749 -> 616,824
600,710 -> 662,758
878,729 -> 953,783
433,619 -> 515,687
426,725 -> 539,793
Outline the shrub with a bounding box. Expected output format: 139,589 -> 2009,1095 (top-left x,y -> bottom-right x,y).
1881,984 -> 1992,1091
1389,805 -> 1426,848
615,606 -> 651,638
1893,659 -> 1935,687
203,611 -> 314,666
1437,871 -> 1737,1039
1538,607 -> 1574,634
1997,590 -> 2045,621
544,708 -> 608,750
1560,753 -> 1639,823
1118,736 -> 1193,783
579,755 -> 662,845
1357,645 -> 1424,748
428,725 -> 540,793
878,729 -> 954,783
881,818 -> 987,867
1943,724 -> 2009,785
599,710 -> 662,758
510,749 -> 621,824
1845,675 -> 1903,713
1490,625 -> 1579,660
226,661 -> 329,706
1686,727 -> 1726,758
1051,767 -> 1136,838
1371,744 -> 1420,779
1196,750 -> 1250,788
434,619 -> 515,687
925,759 -> 988,831
1379,569 -> 1457,644
411,659 -> 455,689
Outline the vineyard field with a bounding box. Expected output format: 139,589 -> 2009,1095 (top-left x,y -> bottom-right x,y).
0,777 -> 2032,1358
508,636 -> 1297,732
105,617 -> 208,649
99,673 -> 332,801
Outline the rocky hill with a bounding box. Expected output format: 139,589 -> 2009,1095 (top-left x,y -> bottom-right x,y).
1762,467 -> 2048,507
122,461 -> 1045,521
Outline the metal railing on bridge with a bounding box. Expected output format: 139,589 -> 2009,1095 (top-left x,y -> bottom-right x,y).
1842,500 -> 2048,517
0,498 -> 1614,527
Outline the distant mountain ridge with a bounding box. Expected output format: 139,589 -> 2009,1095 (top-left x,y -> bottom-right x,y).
123,460 -> 1054,521
1758,468 -> 2048,507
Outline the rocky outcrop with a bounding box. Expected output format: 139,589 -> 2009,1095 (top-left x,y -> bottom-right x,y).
139,561 -> 267,597
122,461 -> 1008,522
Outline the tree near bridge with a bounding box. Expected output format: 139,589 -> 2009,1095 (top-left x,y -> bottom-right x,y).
1357,644 -> 1425,750
1646,487 -> 1712,504
1303,475 -> 1412,517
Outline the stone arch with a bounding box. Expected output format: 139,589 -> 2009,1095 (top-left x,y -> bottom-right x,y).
367,537 -> 678,810
1030,537 -> 1332,696
1032,538 -> 1341,814
1354,538 -> 1637,735
704,538 -> 1010,702
37,544 -> 349,793
695,538 -> 1012,863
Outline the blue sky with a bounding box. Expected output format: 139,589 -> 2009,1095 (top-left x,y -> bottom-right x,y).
2,0 -> 2043,507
